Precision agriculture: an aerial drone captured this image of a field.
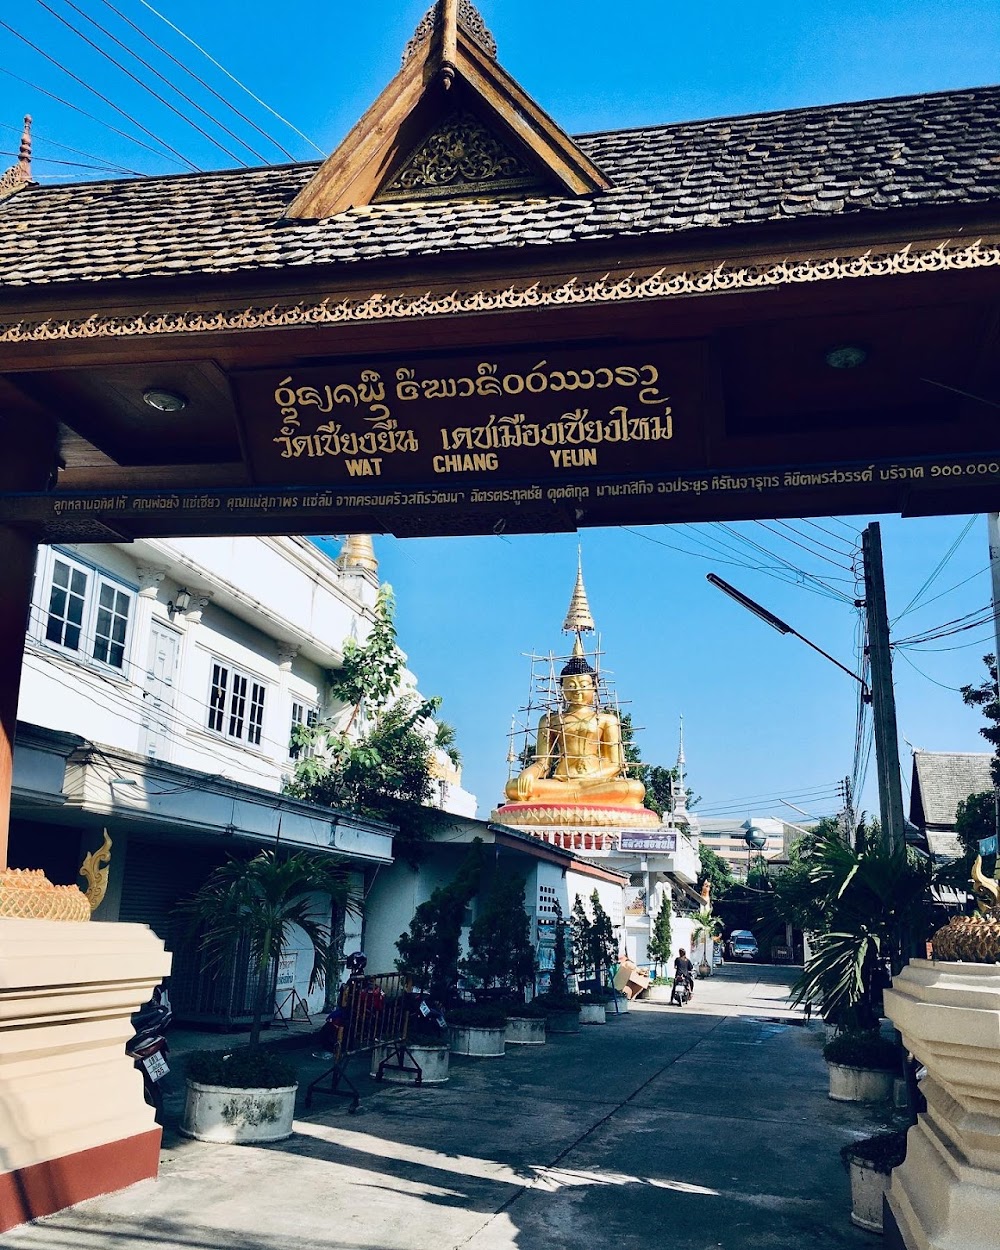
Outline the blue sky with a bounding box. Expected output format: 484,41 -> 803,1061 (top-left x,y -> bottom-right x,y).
3,2 -> 999,821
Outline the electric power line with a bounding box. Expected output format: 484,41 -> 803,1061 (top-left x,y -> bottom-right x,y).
136,0 -> 325,156
0,16 -> 198,170
96,0 -> 294,163
0,64 -> 171,169
35,0 -> 242,165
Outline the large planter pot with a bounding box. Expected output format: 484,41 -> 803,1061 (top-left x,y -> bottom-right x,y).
580,1003 -> 606,1025
605,996 -> 629,1015
371,1042 -> 450,1084
644,985 -> 674,1004
545,1009 -> 581,1035
450,1025 -> 506,1057
505,1017 -> 546,1045
883,959 -> 1000,1250
181,1080 -> 297,1143
845,1156 -> 892,1232
827,1062 -> 894,1103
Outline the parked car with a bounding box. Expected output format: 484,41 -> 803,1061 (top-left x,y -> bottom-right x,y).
729,930 -> 759,961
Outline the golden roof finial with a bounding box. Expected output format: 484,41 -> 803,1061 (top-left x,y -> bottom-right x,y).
338,534 -> 378,574
562,549 -> 595,634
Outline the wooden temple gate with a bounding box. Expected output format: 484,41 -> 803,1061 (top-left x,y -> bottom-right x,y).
0,0 -> 998,1235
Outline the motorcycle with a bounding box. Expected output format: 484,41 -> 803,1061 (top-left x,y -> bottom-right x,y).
670,974 -> 693,1006
126,984 -> 172,1117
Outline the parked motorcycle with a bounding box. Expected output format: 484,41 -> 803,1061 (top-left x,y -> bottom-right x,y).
670,974 -> 693,1006
126,984 -> 172,1117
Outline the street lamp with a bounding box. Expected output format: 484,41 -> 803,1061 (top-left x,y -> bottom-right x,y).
706,574 -> 870,700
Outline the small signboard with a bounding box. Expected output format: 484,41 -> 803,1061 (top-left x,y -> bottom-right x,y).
275,952 -> 297,991
620,832 -> 677,852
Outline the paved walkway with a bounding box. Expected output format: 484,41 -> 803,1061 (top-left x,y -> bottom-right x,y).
3,966 -> 898,1250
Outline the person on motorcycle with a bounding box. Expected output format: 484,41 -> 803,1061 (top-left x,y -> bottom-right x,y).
673,949 -> 695,997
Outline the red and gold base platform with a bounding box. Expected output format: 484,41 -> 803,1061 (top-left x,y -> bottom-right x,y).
0,916 -> 171,1232
492,802 -> 662,829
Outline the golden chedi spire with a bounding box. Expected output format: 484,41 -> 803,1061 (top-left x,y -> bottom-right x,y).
562,551 -> 595,634
338,534 -> 378,574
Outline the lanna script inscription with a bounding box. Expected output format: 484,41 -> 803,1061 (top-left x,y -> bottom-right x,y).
232,343 -> 708,486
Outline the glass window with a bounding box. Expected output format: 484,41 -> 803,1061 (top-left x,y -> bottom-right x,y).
38,552 -> 133,671
289,700 -> 318,758
45,559 -> 88,651
207,661 -> 268,747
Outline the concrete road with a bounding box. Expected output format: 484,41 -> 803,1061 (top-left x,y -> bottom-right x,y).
2,965 -> 895,1250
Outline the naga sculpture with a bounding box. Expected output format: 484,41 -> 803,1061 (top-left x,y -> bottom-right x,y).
932,855 -> 1000,963
0,829 -> 112,921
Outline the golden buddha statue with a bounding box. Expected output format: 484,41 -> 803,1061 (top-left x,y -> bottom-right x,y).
504,642 -> 646,808
494,559 -> 660,830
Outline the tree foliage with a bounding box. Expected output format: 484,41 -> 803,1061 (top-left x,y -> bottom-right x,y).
550,898 -> 569,995
394,841 -> 484,1003
181,850 -> 360,1048
961,654 -> 1000,787
955,790 -> 997,860
619,714 -> 699,816
460,875 -> 536,995
648,893 -> 673,968
571,890 -> 618,986
285,584 -> 457,860
697,844 -> 735,903
789,823 -> 933,1031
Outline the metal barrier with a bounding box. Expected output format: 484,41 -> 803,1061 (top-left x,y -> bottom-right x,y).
306,972 -> 421,1112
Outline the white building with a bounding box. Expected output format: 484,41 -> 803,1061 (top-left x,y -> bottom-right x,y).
363,815 -> 629,988
697,816 -> 789,877
10,533 -> 475,1020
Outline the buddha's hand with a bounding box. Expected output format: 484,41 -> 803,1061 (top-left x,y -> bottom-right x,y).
514,769 -> 536,801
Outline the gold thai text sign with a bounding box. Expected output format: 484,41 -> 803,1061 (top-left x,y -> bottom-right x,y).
231,343 -> 709,487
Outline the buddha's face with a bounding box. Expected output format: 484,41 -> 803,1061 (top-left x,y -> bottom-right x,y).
561,672 -> 596,708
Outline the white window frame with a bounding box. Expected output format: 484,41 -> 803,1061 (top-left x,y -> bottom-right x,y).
289,699 -> 318,760
206,658 -> 269,748
33,548 -> 136,675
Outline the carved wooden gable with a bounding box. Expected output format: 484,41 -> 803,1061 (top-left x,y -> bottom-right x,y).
286,1 -> 608,220
376,109 -> 543,202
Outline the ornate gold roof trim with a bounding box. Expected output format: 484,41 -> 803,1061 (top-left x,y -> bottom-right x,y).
285,2 -> 608,219
0,238 -> 997,346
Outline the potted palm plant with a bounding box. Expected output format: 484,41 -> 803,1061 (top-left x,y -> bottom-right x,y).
179,849 -> 358,1143
789,822 -> 931,1101
841,1130 -> 907,1232
692,908 -> 722,977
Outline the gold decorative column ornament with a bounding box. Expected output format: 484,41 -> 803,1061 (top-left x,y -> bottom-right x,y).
0,829 -> 112,921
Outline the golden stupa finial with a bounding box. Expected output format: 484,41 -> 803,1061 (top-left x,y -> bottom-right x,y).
562,549 -> 595,634
338,534 -> 378,574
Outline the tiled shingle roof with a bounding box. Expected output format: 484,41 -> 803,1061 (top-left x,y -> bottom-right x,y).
1,85 -> 999,289
910,750 -> 994,831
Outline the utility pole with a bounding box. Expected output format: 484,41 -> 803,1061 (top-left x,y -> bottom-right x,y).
837,775 -> 856,845
862,522 -> 906,858
989,514 -> 1000,667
